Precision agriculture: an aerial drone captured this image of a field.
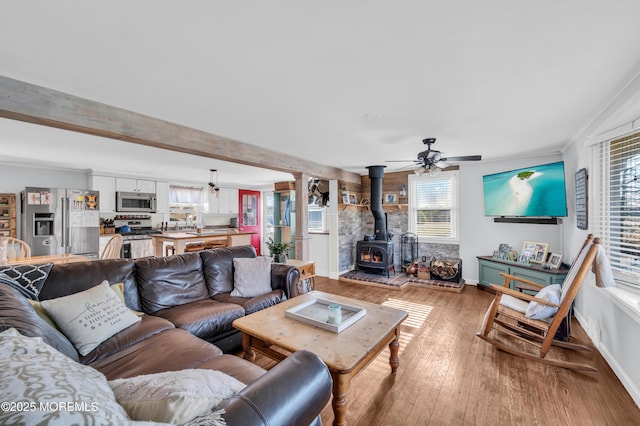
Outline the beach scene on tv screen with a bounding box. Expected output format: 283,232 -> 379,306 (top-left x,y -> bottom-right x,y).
483,161 -> 568,217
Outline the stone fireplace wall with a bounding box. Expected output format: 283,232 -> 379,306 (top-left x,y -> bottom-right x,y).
338,209 -> 363,272
339,208 -> 449,273
361,209 -> 459,269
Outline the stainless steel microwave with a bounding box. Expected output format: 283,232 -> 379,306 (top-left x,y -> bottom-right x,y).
116,191 -> 157,212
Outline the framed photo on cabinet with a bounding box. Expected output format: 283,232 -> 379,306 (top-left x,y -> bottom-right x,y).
523,241 -> 549,264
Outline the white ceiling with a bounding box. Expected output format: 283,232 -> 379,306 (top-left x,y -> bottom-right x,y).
1,1 -> 640,187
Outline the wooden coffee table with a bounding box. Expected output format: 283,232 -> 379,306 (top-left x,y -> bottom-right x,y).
232,290 -> 408,426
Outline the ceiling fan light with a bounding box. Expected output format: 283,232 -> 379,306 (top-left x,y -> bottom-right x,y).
429,164 -> 441,176
414,166 -> 426,176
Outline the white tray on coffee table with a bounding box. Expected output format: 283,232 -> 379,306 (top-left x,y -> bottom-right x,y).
284,297 -> 366,333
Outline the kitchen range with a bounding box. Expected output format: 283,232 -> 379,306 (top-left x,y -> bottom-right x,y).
113,215 -> 158,258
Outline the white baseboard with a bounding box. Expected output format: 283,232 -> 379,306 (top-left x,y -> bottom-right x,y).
574,311 -> 640,408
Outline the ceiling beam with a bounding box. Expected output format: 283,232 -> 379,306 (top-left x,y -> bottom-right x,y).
0,75 -> 362,184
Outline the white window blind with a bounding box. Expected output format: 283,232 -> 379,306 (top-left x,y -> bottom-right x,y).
592,132 -> 640,286
409,171 -> 458,241
308,206 -> 326,232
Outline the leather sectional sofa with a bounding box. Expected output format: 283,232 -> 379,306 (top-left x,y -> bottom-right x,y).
0,245 -> 333,425
43,245 -> 299,353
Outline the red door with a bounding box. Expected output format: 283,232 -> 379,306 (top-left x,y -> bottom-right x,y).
238,189 -> 261,255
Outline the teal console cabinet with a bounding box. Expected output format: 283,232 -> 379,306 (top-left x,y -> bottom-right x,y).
477,256 -> 568,291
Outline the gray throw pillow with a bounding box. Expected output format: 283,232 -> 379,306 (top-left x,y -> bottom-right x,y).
525,284 -> 561,320
230,256 -> 272,298
0,263 -> 53,300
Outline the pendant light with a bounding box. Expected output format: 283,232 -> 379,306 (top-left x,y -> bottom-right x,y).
208,169 -> 220,197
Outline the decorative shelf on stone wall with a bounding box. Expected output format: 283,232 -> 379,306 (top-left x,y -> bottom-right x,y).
339,203 -> 369,211
338,203 -> 408,211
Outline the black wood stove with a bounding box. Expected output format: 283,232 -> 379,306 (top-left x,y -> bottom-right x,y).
355,165 -> 395,278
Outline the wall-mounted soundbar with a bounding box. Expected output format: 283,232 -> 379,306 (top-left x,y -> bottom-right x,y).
493,217 -> 561,225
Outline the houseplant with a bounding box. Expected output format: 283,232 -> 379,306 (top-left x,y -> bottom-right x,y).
266,237 -> 289,263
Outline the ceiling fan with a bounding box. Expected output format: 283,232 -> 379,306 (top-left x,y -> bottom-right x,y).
387,138 -> 482,175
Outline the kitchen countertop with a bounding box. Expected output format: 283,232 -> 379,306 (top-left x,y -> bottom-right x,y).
155,229 -> 255,238
150,230 -> 255,256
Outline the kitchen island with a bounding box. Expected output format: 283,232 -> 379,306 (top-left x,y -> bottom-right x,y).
151,230 -> 255,256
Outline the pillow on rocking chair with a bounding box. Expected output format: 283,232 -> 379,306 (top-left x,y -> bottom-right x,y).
525,284 -> 561,320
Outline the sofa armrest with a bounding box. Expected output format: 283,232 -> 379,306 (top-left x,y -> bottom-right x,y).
221,350 -> 332,426
270,263 -> 300,299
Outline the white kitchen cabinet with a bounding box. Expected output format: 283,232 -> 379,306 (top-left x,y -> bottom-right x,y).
226,188 -> 239,214
90,175 -> 117,213
155,181 -> 170,213
116,177 -> 156,193
208,188 -> 238,213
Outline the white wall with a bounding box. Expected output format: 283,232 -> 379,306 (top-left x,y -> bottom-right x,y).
458,154 -> 564,283
560,67 -> 640,406
0,163 -> 88,193
563,133 -> 640,407
309,233 -> 330,277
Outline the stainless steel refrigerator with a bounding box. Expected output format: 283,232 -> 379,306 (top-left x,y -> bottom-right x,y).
20,187 -> 100,258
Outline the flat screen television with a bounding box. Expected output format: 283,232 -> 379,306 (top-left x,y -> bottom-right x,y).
482,161 -> 568,217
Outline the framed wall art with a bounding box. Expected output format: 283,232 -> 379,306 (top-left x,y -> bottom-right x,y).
575,168 -> 588,230
383,193 -> 398,204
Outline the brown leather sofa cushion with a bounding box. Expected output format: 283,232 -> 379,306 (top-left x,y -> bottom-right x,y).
196,354 -> 266,385
152,299 -> 245,341
135,253 -> 209,313
40,258 -> 140,310
89,328 -> 224,380
200,245 -> 257,295
80,315 -> 175,365
212,289 -> 286,315
0,283 -> 79,361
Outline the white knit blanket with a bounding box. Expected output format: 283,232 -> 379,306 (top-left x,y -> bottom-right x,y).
109,369 -> 245,425
593,245 -> 616,288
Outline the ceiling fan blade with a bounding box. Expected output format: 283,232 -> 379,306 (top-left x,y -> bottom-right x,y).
385,160 -> 420,163
440,155 -> 482,162
390,163 -> 423,172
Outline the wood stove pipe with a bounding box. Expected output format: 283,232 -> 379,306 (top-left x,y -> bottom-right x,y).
366,165 -> 388,241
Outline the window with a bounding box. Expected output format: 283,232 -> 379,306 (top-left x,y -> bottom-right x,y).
592,133 -> 640,286
308,206 -> 327,232
169,186 -> 204,204
408,171 -> 458,241
169,185 -> 205,224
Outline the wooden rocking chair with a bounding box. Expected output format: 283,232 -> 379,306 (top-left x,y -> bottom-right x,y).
476,235 -> 600,372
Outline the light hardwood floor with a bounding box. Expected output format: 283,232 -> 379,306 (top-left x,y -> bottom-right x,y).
252,277 -> 640,425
